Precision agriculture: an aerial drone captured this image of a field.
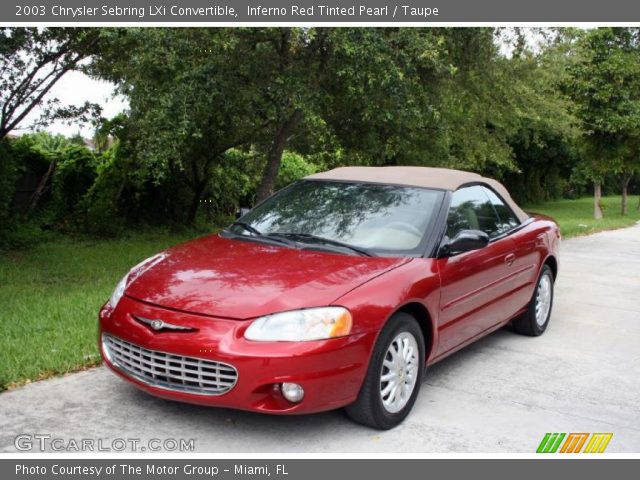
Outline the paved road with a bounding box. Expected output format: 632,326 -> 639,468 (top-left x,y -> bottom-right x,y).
2,224 -> 639,453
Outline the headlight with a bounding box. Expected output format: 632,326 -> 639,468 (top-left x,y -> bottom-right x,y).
107,253 -> 166,310
108,273 -> 128,309
244,307 -> 352,342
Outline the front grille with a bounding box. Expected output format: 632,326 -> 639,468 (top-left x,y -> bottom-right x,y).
102,334 -> 237,395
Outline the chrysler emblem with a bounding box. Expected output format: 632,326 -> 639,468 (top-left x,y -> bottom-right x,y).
134,316 -> 196,332
150,319 -> 164,330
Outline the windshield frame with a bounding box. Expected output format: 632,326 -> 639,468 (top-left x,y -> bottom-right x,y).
222,179 -> 448,258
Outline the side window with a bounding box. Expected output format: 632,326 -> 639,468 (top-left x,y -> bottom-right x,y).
482,187 -> 520,233
447,186 -> 503,239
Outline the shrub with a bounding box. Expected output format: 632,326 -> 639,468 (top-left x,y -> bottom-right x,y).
206,149 -> 261,215
276,151 -> 320,190
51,145 -> 98,225
0,141 -> 19,249
81,145 -> 126,236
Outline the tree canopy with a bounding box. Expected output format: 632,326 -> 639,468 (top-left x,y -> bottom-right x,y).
1,27 -> 639,248
566,27 -> 640,216
0,28 -> 101,140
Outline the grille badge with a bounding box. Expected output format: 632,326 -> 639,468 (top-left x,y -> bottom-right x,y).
133,315 -> 196,332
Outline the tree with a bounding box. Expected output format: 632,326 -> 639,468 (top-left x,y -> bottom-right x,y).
92,29 -> 269,223
92,112 -> 126,153
318,28 -> 448,167
25,132 -> 70,212
210,28 -> 448,202
499,29 -> 582,203
616,139 -> 640,215
241,29 -> 321,202
566,28 -> 640,218
92,28 -> 450,218
85,27 -> 584,225
0,28 -> 101,141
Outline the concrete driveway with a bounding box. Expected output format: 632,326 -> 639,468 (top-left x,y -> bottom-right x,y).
1,224 -> 639,453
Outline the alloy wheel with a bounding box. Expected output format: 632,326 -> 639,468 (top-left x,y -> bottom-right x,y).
379,331 -> 419,414
535,273 -> 553,327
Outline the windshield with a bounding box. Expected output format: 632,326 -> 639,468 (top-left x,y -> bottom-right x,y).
228,180 -> 444,256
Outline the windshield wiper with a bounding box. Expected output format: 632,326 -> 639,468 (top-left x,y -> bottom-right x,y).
270,233 -> 375,257
230,221 -> 263,237
227,222 -> 297,248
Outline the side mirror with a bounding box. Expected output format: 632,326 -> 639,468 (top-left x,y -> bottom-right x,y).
235,207 -> 251,219
440,230 -> 490,257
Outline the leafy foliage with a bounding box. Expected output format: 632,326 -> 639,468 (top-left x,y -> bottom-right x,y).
0,28 -> 102,139
564,27 -> 640,215
2,27 -> 640,248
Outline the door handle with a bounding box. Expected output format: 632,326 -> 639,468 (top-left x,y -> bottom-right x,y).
504,253 -> 516,266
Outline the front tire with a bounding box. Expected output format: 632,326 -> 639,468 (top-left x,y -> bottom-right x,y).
345,313 -> 425,430
512,264 -> 555,336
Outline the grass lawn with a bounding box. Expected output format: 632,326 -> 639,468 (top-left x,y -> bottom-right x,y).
1,195 -> 639,391
0,230 -> 206,391
523,195 -> 640,239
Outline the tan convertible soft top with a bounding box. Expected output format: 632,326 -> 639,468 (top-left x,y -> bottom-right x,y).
306,166 -> 529,222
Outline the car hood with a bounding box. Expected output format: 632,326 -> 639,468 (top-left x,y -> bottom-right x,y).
125,234 -> 411,319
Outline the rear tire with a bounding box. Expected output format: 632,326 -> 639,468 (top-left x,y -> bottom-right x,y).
345,312 -> 425,430
512,264 -> 554,336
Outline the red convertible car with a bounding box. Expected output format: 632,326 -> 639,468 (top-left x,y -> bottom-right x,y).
99,166 -> 560,429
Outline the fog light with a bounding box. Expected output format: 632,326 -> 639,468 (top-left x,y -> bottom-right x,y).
281,382 -> 304,403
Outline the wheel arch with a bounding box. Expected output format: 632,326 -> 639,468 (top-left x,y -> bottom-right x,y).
394,302 -> 436,363
544,254 -> 558,279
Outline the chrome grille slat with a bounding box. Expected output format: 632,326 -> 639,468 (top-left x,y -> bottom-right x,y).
102,334 -> 237,395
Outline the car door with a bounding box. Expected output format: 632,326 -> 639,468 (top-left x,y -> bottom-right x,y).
482,185 -> 541,314
434,185 -> 519,358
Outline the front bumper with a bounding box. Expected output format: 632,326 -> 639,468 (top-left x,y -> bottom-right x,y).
99,296 -> 376,414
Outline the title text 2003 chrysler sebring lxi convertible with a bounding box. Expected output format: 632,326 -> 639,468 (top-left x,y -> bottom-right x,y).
99,166 -> 560,429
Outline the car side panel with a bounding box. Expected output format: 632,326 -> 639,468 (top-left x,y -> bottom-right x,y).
332,258 -> 442,363
434,236 -> 519,357
507,219 -> 559,313
431,217 -> 559,363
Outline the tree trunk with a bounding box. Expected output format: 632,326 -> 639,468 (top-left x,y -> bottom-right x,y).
186,182 -> 205,225
593,182 -> 603,219
28,159 -> 56,213
621,174 -> 632,216
255,109 -> 304,203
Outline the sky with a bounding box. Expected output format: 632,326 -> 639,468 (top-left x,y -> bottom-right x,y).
14,70 -> 128,138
